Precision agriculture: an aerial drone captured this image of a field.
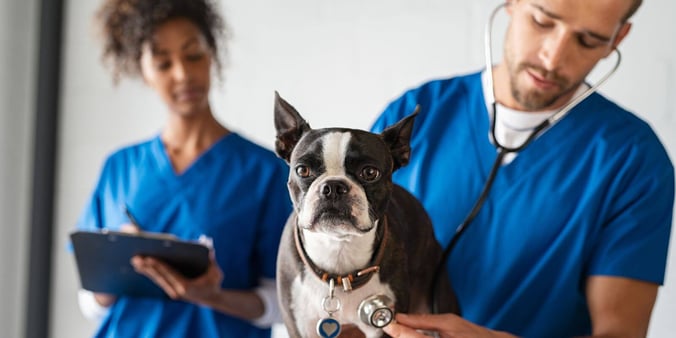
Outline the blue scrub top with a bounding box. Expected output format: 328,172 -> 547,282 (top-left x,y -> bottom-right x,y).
371,71 -> 674,337
75,133 -> 292,338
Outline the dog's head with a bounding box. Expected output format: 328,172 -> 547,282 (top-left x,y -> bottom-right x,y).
274,92 -> 418,238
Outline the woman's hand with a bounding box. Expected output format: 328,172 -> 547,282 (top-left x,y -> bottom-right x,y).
129,235 -> 266,321
119,223 -> 140,234
92,292 -> 117,307
383,313 -> 517,338
130,251 -> 223,303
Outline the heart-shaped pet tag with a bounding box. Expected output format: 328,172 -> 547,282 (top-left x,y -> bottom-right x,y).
316,317 -> 341,338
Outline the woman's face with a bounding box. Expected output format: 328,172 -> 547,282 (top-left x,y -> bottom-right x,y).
139,17 -> 213,116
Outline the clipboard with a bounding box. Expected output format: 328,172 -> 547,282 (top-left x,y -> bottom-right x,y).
70,230 -> 210,299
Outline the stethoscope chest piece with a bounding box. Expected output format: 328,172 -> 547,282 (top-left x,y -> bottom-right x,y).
358,294 -> 395,328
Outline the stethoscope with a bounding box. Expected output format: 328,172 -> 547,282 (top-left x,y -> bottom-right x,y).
430,2 -> 623,314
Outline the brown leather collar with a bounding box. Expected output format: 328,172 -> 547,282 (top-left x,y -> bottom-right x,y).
294,216 -> 388,292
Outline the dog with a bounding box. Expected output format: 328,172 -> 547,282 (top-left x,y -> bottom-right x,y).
273,92 -> 458,338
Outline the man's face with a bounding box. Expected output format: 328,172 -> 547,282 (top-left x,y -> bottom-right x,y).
502,0 -> 632,111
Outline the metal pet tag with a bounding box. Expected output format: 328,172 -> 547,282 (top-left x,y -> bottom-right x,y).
316,317 -> 341,338
317,278 -> 342,338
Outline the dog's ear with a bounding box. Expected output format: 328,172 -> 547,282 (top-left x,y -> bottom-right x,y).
380,105 -> 419,171
274,91 -> 311,162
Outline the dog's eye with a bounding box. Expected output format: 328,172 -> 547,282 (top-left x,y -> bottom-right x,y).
295,165 -> 311,178
360,166 -> 381,182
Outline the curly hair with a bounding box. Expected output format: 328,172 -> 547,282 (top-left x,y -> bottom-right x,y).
95,0 -> 227,82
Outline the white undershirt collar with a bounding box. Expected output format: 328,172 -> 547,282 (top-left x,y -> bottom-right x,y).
481,70 -> 589,164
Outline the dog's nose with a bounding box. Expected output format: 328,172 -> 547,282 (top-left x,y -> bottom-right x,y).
320,180 -> 350,199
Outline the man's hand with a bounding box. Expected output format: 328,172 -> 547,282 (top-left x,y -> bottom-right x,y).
383,313 -> 516,338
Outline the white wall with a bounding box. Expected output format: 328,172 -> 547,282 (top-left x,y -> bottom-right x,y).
0,0 -> 37,337
51,1 -> 676,337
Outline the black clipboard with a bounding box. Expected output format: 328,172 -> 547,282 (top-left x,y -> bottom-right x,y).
70,230 -> 210,299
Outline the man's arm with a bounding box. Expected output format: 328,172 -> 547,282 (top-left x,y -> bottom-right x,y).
383,275 -> 659,338
586,275 -> 658,338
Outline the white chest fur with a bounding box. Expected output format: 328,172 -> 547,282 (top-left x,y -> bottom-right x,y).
292,226 -> 392,337
301,227 -> 377,274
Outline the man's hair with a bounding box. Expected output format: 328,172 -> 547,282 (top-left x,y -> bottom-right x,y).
623,0 -> 643,22
95,0 -> 227,83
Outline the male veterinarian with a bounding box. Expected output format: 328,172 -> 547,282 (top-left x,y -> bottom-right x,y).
372,0 -> 675,337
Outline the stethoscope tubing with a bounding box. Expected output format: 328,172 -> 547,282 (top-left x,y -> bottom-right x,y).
430,1 -> 622,314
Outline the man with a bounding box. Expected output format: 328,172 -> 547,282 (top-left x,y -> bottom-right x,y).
371,0 -> 674,337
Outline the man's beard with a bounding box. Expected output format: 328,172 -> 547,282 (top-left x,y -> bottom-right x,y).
509,63 -> 578,111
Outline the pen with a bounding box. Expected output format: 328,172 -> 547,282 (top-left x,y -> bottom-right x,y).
124,206 -> 142,229
123,206 -> 176,240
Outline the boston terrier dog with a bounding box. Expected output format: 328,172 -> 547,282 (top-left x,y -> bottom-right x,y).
274,92 -> 458,338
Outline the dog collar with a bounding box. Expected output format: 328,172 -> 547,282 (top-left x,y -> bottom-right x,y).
294,217 -> 388,292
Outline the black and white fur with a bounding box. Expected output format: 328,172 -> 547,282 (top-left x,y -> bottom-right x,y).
274,92 -> 458,338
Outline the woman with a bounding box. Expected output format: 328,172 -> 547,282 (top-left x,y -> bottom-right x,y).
75,0 -> 292,337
